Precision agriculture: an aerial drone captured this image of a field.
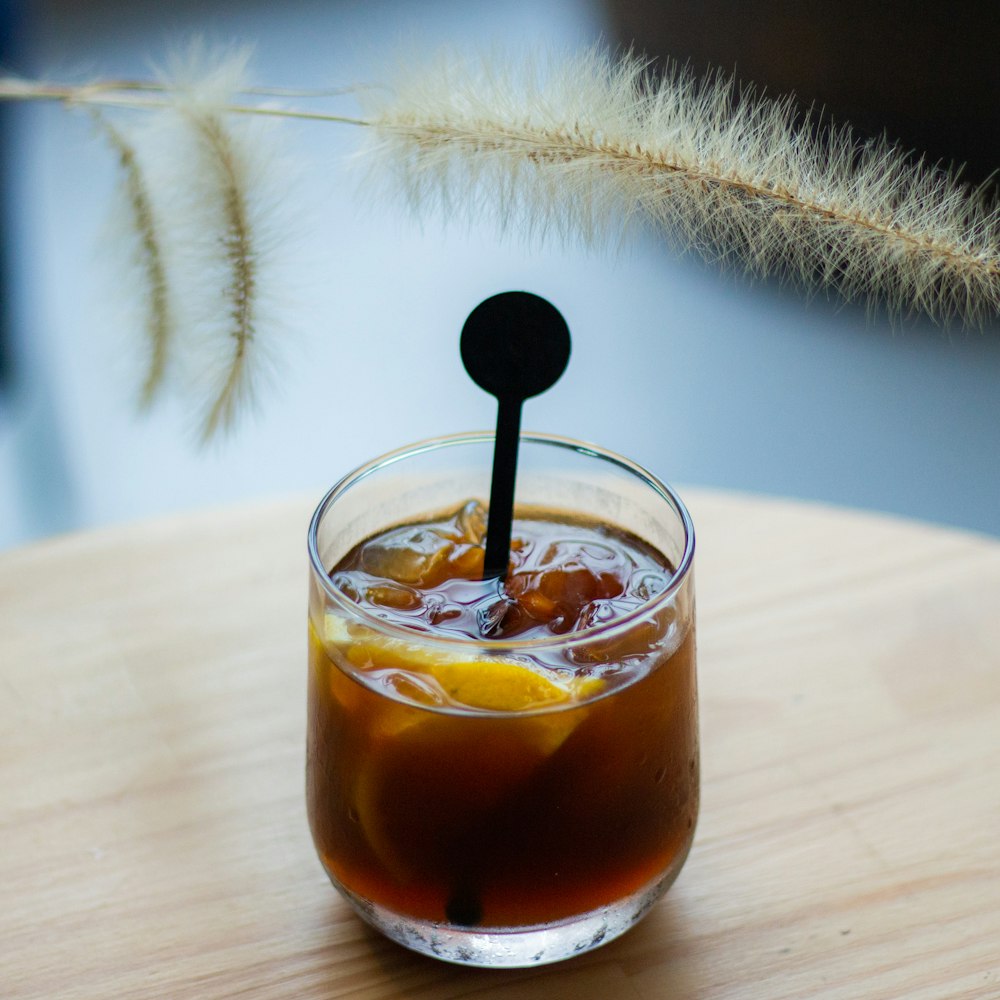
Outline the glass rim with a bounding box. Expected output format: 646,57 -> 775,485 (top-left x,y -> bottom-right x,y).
307,431 -> 695,653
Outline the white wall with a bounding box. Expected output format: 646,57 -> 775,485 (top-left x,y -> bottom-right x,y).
2,0 -> 999,550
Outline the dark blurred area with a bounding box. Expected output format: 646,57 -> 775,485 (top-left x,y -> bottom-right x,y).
1,0 -> 24,397
605,0 -> 1000,195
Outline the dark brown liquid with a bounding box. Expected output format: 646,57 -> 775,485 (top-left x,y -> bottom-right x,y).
307,502 -> 698,927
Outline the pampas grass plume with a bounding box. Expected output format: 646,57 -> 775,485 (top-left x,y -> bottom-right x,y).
4,43 -> 999,439
360,47 -> 1000,325
156,44 -> 280,441
93,111 -> 173,408
99,42 -> 293,441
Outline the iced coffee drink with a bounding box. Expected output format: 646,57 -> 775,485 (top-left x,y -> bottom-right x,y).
306,433 -> 697,966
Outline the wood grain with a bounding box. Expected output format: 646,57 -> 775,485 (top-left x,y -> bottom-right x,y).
2,491 -> 999,999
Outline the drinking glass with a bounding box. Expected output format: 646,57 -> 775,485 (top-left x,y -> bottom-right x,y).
306,432 -> 697,967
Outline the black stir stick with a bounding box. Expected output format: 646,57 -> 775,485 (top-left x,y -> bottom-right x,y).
461,292 -> 571,581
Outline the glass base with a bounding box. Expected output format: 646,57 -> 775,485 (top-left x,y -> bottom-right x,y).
332,845 -> 691,967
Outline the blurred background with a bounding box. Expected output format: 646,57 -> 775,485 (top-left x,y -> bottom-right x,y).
1,0 -> 999,550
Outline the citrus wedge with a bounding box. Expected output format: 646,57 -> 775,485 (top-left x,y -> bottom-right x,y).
323,612 -> 602,713
319,612 -> 606,883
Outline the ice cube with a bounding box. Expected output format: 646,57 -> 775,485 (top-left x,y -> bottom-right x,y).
454,499 -> 487,545
476,595 -> 519,638
630,570 -> 670,602
576,599 -> 619,630
537,538 -> 619,569
424,594 -> 463,627
532,539 -> 628,602
373,668 -> 449,707
331,572 -> 361,603
365,583 -> 423,611
446,543 -> 485,581
360,525 -> 455,586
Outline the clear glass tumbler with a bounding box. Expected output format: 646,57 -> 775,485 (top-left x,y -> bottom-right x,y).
306,432 -> 698,967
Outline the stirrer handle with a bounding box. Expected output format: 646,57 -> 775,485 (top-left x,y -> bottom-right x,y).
460,291 -> 571,583
483,396 -> 522,579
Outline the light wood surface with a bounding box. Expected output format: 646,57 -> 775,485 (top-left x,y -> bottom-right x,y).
3,490 -> 999,999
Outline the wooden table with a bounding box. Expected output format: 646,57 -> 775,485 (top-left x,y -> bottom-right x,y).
3,491 -> 999,999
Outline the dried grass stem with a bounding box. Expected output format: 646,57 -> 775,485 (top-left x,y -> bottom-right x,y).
3,44 -> 999,442
185,110 -> 258,440
93,112 -> 172,404
366,51 -> 1000,324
